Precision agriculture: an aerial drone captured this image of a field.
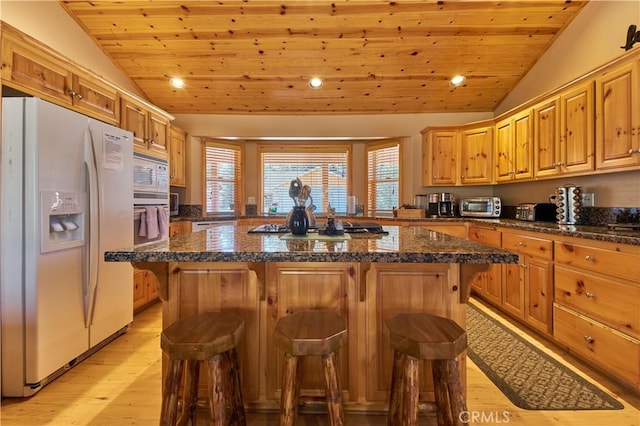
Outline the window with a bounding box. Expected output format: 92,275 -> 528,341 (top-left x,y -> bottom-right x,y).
203,140 -> 242,215
260,145 -> 350,214
367,140 -> 400,216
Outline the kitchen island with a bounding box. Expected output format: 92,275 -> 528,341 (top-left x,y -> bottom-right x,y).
106,224 -> 517,413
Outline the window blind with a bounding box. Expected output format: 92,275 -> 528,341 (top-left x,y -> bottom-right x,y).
260,146 -> 349,214
367,141 -> 399,216
204,140 -> 242,214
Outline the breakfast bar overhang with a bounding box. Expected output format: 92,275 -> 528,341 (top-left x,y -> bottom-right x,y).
105,225 -> 518,413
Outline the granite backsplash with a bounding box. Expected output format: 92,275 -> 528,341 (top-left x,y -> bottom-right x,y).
502,206 -> 639,226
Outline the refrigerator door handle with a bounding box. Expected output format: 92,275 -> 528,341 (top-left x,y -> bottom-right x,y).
83,128 -> 101,328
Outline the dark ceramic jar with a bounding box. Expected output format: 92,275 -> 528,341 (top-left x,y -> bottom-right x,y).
289,206 -> 309,235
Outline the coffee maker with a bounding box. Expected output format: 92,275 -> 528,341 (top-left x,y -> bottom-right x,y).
427,193 -> 440,218
438,193 -> 454,217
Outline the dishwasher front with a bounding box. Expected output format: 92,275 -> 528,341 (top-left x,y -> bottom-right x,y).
191,220 -> 236,233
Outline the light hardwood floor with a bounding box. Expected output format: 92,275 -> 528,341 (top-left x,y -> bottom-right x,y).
1,300 -> 638,425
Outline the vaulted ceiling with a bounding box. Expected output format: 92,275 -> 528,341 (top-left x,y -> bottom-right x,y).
60,0 -> 588,115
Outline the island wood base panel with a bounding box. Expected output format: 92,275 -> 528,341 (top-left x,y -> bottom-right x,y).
155,261 -> 472,410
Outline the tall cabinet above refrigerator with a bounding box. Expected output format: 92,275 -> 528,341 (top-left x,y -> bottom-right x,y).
1,97 -> 134,396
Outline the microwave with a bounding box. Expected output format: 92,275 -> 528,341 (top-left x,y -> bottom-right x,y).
169,192 -> 179,216
133,152 -> 169,205
460,197 -> 501,218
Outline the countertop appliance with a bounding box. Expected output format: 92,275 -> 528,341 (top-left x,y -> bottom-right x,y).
1,98 -> 134,396
460,197 -> 501,218
438,192 -> 455,217
169,192 -> 179,216
427,193 -> 440,218
515,203 -> 556,222
551,184 -> 582,225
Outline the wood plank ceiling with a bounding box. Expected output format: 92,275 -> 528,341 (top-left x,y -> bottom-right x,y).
60,0 -> 588,115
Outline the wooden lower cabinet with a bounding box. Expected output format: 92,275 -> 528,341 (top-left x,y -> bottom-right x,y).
133,268 -> 159,311
160,260 -> 466,410
499,231 -> 554,335
265,262 -> 358,404
501,263 -> 525,318
168,220 -> 191,238
468,224 -> 502,305
554,304 -> 639,389
165,262 -> 261,402
364,263 -> 462,405
553,237 -> 640,390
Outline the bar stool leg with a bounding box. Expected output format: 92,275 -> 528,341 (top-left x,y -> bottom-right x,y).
401,355 -> 420,426
279,353 -> 301,426
322,351 -> 345,426
433,357 -> 466,426
387,350 -> 405,426
208,353 -> 229,426
176,360 -> 200,426
227,348 -> 247,425
160,358 -> 185,426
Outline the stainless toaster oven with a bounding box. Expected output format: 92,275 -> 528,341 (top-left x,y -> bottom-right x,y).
460,197 -> 501,218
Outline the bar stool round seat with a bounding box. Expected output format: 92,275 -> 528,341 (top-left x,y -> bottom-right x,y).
274,310 -> 348,426
385,313 -> 467,426
160,311 -> 246,426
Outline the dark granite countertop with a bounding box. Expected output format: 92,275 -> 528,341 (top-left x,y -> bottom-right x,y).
106,225 -> 518,264
171,215 -> 640,246
465,218 -> 640,246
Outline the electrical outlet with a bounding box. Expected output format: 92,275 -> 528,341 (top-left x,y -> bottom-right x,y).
581,193 -> 594,207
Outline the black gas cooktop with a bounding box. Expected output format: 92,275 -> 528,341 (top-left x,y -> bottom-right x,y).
248,221 -> 387,234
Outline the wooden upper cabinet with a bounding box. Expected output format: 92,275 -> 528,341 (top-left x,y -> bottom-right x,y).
1,33 -> 73,105
534,97 -> 561,178
460,126 -> 493,184
72,74 -> 120,125
121,97 -> 169,157
422,123 -> 493,186
560,82 -> 595,174
495,118 -> 513,182
534,84 -> 595,179
513,110 -> 534,180
424,130 -> 457,185
595,60 -> 640,170
169,125 -> 187,187
121,98 -> 148,149
495,110 -> 533,182
148,111 -> 169,153
1,30 -> 119,125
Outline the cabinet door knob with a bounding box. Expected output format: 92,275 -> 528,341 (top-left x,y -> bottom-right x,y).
67,89 -> 77,97
583,335 -> 594,344
585,255 -> 594,262
585,291 -> 595,299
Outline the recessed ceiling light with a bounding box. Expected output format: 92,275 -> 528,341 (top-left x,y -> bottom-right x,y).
170,77 -> 185,89
450,75 -> 466,87
309,77 -> 323,89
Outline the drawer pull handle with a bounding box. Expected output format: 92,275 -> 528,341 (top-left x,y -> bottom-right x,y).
583,335 -> 594,344
585,255 -> 594,262
518,241 -> 524,247
585,292 -> 595,299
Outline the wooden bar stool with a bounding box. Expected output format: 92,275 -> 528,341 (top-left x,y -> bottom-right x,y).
160,311 -> 246,426
274,310 -> 348,426
384,313 -> 467,426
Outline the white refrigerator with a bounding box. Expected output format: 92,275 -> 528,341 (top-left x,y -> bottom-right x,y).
1,98 -> 134,397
